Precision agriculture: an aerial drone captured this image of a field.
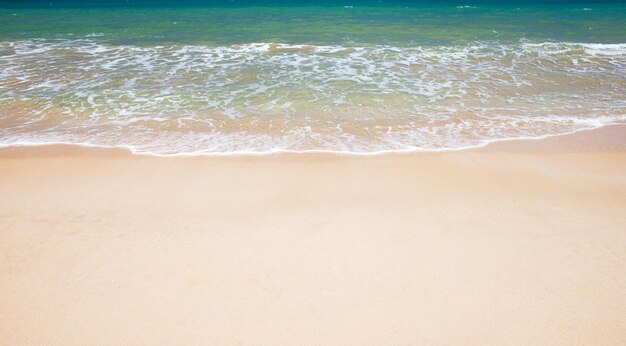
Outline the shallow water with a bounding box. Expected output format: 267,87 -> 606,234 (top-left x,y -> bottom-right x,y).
1,1 -> 625,154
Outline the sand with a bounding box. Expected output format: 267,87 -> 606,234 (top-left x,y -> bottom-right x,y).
1,125 -> 625,345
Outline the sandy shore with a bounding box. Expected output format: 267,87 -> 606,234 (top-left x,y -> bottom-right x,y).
1,125 -> 625,345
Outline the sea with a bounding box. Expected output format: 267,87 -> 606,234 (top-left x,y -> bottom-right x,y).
0,0 -> 624,155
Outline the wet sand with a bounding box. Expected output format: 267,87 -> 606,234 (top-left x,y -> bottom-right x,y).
1,125 -> 625,344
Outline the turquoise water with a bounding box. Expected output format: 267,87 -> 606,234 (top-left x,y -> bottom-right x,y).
3,1 -> 625,46
0,1 -> 625,154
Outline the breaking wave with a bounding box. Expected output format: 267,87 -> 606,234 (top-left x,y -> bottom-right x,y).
0,39 -> 624,155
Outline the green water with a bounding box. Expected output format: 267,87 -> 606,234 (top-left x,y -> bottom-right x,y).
2,1 -> 625,45
0,1 -> 625,154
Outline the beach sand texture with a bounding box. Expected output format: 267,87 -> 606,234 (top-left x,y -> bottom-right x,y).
1,126 -> 625,344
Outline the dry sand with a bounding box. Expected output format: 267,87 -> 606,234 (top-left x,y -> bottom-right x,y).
1,125 -> 625,345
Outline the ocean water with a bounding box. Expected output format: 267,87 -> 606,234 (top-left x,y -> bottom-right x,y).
0,1 -> 625,155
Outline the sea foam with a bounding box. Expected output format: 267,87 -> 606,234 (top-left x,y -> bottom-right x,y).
0,39 -> 624,155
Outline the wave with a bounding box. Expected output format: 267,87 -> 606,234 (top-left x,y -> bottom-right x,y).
1,122 -> 624,157
0,39 -> 624,155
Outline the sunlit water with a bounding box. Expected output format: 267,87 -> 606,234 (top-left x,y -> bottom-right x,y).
1,1 -> 625,155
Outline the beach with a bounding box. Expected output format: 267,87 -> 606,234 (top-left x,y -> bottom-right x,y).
1,0 -> 625,344
1,125 -> 625,344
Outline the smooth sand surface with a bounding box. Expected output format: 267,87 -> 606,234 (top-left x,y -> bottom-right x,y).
1,126 -> 625,345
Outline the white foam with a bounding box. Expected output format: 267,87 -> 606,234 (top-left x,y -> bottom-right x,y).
579,43 -> 626,56
0,39 -> 624,155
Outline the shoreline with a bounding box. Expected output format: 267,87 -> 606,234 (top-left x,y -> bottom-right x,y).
1,123 -> 625,158
1,124 -> 625,344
